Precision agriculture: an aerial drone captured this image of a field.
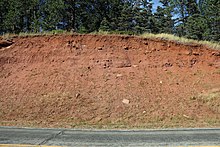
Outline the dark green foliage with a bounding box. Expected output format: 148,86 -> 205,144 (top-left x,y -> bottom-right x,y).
117,2 -> 134,32
0,0 -> 39,33
133,0 -> 154,34
202,0 -> 220,41
186,0 -> 199,16
0,0 -> 219,41
64,0 -> 77,31
185,14 -> 208,40
1,0 -> 23,33
154,0 -> 174,34
99,17 -> 111,31
41,0 -> 65,31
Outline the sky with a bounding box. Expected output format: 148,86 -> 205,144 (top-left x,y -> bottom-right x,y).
152,0 -> 161,12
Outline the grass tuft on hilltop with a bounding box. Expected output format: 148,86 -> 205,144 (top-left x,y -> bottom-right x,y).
141,33 -> 220,50
1,30 -> 220,50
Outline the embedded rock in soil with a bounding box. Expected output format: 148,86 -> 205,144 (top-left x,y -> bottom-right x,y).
0,40 -> 13,48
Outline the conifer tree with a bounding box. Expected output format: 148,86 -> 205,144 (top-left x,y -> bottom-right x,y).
185,0 -> 199,16
203,0 -> 220,41
171,0 -> 188,36
185,14 -> 208,40
2,0 -> 23,33
154,0 -> 174,34
132,0 -> 154,34
108,0 -> 125,31
117,1 -> 134,32
41,0 -> 65,31
0,0 -> 9,33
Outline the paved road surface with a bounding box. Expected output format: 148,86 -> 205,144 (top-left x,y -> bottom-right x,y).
0,127 -> 220,146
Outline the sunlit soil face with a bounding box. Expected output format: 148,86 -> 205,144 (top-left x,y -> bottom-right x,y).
0,34 -> 220,128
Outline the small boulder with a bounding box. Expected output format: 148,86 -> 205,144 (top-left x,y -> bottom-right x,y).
116,74 -> 123,78
123,46 -> 129,50
132,65 -> 138,68
122,99 -> 130,104
0,40 -> 13,48
212,52 -> 220,56
97,47 -> 103,50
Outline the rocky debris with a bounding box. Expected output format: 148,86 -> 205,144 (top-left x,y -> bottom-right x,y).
122,36 -> 129,40
183,114 -> 191,119
183,50 -> 192,55
144,50 -> 152,54
75,93 -> 80,98
132,65 -> 138,68
212,52 -> 220,56
81,44 -> 87,49
144,42 -> 148,45
94,117 -> 102,122
123,46 -> 129,50
67,40 -> 83,50
190,58 -> 197,67
116,74 -> 123,78
118,62 -> 132,68
209,62 -> 220,68
163,62 -> 173,68
122,99 -> 130,104
97,47 -> 103,50
116,59 -> 132,68
161,43 -> 166,46
102,59 -> 113,68
192,51 -> 201,56
0,40 -> 13,49
152,48 -> 157,52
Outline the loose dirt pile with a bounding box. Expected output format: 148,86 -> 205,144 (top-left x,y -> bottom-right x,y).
0,34 -> 220,128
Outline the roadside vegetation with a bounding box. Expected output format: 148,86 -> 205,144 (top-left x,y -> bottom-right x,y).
92,31 -> 220,50
0,0 -> 219,42
2,31 -> 220,50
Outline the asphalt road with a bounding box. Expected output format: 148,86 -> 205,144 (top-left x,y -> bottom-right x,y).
0,127 -> 220,146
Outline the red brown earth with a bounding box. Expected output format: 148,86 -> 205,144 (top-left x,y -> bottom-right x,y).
0,34 -> 220,128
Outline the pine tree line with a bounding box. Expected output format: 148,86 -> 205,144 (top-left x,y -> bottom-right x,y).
0,0 -> 219,41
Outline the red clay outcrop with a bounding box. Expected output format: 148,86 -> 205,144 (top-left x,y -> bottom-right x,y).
0,34 -> 220,128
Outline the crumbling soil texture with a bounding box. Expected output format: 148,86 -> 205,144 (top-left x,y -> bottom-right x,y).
0,34 -> 220,128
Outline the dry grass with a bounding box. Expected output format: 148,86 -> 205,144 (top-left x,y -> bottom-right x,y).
198,89 -> 220,102
1,30 -> 73,40
92,31 -> 220,50
1,31 -> 220,50
196,89 -> 220,113
141,33 -> 220,50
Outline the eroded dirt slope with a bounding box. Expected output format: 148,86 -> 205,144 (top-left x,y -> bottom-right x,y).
0,34 -> 220,128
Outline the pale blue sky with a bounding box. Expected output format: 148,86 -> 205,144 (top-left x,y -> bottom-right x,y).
152,0 -> 161,12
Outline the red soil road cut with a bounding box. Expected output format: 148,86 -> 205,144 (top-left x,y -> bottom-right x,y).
0,34 -> 220,128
